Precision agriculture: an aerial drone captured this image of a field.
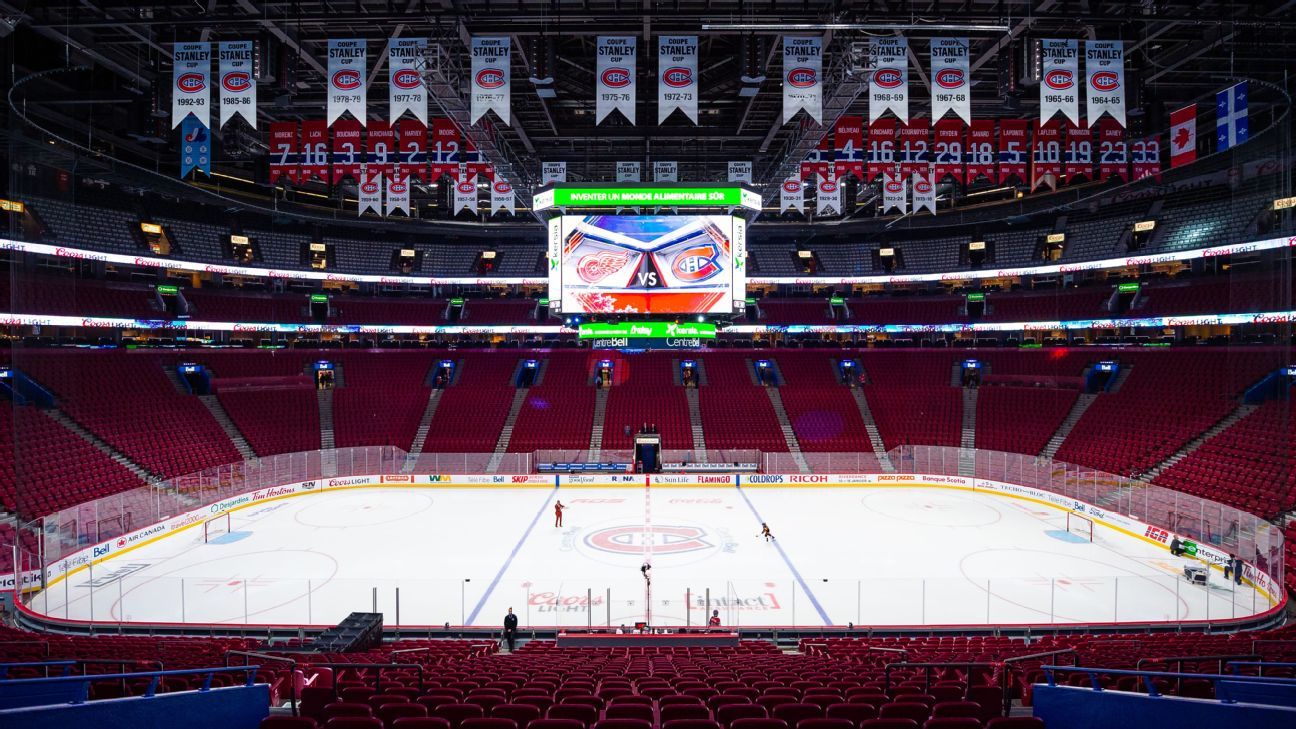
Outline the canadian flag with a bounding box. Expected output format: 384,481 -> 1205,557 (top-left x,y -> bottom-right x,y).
1170,104 -> 1197,168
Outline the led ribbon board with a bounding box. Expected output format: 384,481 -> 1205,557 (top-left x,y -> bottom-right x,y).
578,320 -> 716,349
534,186 -> 761,212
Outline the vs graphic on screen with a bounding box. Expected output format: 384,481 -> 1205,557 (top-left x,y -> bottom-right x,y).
557,215 -> 737,314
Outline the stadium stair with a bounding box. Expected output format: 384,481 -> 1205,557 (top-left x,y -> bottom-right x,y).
317,389 -> 336,476
198,394 -> 258,461
1142,402 -> 1259,481
765,387 -> 810,473
849,388 -> 895,472
408,389 -> 443,456
487,388 -> 530,472
959,388 -> 978,477
588,388 -> 609,461
685,388 -> 708,460
1039,393 -> 1099,459
45,408 -> 160,483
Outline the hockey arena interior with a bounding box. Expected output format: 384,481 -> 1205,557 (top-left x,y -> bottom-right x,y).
0,1 -> 1295,728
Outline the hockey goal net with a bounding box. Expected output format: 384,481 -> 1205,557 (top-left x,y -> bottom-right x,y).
204,512 -> 232,543
1066,511 -> 1094,542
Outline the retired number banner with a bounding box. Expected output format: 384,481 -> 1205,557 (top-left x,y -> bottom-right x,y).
965,119 -> 995,184
932,118 -> 964,182
833,116 -> 865,180
867,121 -> 897,181
1063,121 -> 1092,183
998,119 -> 1029,184
299,120 -> 330,183
268,121 -> 298,184
898,118 -> 930,178
1097,118 -> 1127,181
331,117 -> 363,184
366,120 -> 396,175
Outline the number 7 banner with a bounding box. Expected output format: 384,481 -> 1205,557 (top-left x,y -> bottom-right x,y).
268,121 -> 299,184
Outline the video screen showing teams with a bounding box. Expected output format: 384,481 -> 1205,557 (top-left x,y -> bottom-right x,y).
550,215 -> 744,315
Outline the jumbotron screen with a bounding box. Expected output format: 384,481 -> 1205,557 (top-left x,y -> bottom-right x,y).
549,214 -> 745,315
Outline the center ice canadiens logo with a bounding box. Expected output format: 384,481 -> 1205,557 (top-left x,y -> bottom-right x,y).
585,525 -> 713,555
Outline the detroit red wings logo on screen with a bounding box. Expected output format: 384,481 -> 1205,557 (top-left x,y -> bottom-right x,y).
576,251 -> 632,283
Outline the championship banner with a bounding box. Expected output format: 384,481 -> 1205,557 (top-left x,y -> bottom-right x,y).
867,120 -> 897,181
616,161 -> 641,182
172,42 -> 210,129
542,161 -> 567,183
653,161 -> 678,182
268,121 -> 298,184
912,167 -> 936,215
389,37 -> 428,124
1097,117 -> 1128,181
1040,39 -> 1079,125
898,118 -> 930,178
429,118 -> 459,179
299,120 -> 330,183
727,161 -> 753,183
868,37 -> 909,123
453,174 -> 478,215
658,36 -> 698,124
385,169 -> 410,216
965,119 -> 995,184
1031,121 -> 1062,191
358,166 -> 382,216
1131,136 -> 1162,181
933,117 -> 964,182
998,118 -> 1029,184
782,36 -> 823,124
331,117 -> 363,184
833,116 -> 865,180
1063,121 -> 1092,183
1170,104 -> 1197,168
595,36 -> 636,125
881,168 -> 907,215
366,120 -> 396,175
490,178 -> 516,215
930,38 -> 970,124
398,119 -> 429,182
218,41 -> 255,129
470,37 -> 511,125
1085,40 -> 1126,127
326,39 -> 367,126
779,177 -> 804,213
816,174 -> 842,216
179,117 -> 211,178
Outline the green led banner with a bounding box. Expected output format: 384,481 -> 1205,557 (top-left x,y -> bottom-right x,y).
309,294 -> 329,303
156,285 -> 180,295
1118,282 -> 1141,293
966,292 -> 986,302
578,321 -> 717,340
535,185 -> 760,212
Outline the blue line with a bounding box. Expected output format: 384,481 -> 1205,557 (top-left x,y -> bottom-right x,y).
466,480 -> 558,625
734,483 -> 833,626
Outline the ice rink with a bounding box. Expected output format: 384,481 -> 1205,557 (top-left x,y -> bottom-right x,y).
32,484 -> 1269,628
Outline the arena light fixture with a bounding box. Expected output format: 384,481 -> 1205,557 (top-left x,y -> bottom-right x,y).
700,23 -> 1010,32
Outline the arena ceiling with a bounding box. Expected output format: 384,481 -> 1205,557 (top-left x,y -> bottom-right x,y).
2,1 -> 1295,207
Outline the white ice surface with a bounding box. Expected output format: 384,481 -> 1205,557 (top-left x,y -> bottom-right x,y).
32,486 -> 1266,628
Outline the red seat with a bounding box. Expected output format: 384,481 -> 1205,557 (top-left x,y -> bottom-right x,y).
929,703 -> 978,720
661,704 -> 712,723
546,704 -> 598,729
921,720 -> 980,729
730,719 -> 791,729
879,705 -> 930,723
663,721 -> 723,729
393,720 -> 453,729
261,718 -> 320,729
494,705 -> 543,727
326,704 -> 375,720
379,706 -> 430,727
825,703 -> 879,726
526,721 -> 586,729
435,704 -> 487,729
592,719 -> 652,729
796,719 -> 853,729
772,703 -> 824,729
326,719 -> 384,729
717,704 -> 769,727
461,718 -> 519,729
604,705 -> 654,723
859,721 -> 920,729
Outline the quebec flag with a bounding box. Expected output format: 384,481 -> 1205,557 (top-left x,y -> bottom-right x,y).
1216,82 -> 1248,151
180,116 -> 211,177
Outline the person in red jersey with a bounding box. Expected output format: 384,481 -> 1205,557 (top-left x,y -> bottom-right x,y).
554,500 -> 565,527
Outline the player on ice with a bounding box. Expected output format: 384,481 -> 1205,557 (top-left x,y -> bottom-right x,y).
554,501 -> 565,527
760,523 -> 774,542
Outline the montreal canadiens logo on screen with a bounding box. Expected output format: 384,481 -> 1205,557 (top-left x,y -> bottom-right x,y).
221,72 -> 251,93
1045,70 -> 1074,90
332,70 -> 362,91
662,67 -> 693,88
671,243 -> 723,283
601,68 -> 632,88
872,68 -> 904,89
1090,71 -> 1120,92
935,69 -> 964,89
475,69 -> 505,89
576,251 -> 632,283
786,67 -> 817,88
392,69 -> 422,90
176,72 -> 206,93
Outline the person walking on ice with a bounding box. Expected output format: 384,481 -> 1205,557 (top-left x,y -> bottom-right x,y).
554,500 -> 565,527
760,522 -> 774,542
